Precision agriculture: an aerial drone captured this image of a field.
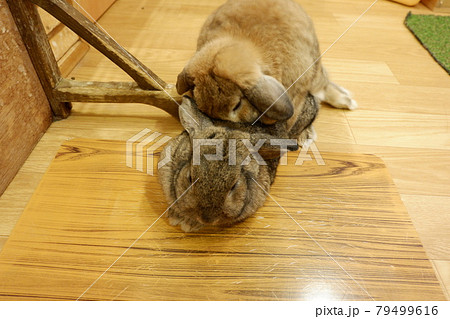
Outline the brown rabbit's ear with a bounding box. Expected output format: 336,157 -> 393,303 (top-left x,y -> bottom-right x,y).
176,68 -> 195,95
179,96 -> 213,136
243,75 -> 294,121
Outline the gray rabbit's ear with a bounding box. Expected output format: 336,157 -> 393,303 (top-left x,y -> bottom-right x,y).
179,96 -> 213,136
243,75 -> 294,121
251,133 -> 299,160
176,67 -> 195,95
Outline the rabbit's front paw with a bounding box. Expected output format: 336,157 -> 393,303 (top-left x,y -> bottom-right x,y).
168,212 -> 203,232
179,221 -> 203,233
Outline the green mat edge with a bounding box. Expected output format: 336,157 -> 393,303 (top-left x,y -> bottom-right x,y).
404,11 -> 450,75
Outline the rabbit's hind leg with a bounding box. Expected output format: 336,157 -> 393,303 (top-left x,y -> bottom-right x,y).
316,81 -> 358,110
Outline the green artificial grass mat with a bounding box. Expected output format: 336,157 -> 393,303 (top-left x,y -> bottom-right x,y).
404,12 -> 450,75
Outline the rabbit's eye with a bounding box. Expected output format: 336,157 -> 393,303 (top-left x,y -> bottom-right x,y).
230,180 -> 239,192
186,169 -> 192,184
232,100 -> 242,112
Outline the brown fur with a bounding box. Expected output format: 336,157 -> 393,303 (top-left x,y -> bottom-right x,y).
176,0 -> 357,132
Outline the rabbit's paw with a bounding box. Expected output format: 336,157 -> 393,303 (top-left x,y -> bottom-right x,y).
168,215 -> 182,227
334,86 -> 358,110
180,221 -> 203,233
318,82 -> 358,110
298,126 -> 317,148
168,213 -> 203,232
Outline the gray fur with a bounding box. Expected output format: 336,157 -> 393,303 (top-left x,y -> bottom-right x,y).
158,95 -> 318,232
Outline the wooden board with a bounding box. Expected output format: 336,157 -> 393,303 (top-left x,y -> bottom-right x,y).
48,25 -> 79,61
58,39 -> 89,77
0,0 -> 52,196
73,0 -> 116,21
38,7 -> 60,34
0,139 -> 444,300
422,0 -> 450,12
38,0 -> 117,77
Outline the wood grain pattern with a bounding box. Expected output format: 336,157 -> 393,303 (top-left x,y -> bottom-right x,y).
0,0 -> 52,195
72,0 -> 116,22
422,0 -> 450,12
0,139 -> 444,300
401,195 -> 450,260
48,24 -> 79,61
0,134 -> 70,236
54,79 -> 180,118
37,7 -> 60,34
345,109 -> 450,150
315,143 -> 450,198
6,0 -> 71,118
433,261 -> 450,300
1,0 -> 449,299
0,237 -> 7,254
58,39 -> 90,77
38,0 -> 114,78
322,58 -> 399,85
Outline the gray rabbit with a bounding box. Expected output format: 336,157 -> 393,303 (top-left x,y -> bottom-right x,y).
158,94 -> 318,232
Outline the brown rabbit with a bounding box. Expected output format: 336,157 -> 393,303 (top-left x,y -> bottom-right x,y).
158,94 -> 318,232
176,0 -> 356,133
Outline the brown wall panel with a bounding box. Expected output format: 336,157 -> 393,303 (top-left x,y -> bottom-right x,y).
0,1 -> 52,195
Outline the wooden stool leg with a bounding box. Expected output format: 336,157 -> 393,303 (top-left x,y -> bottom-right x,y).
31,0 -> 167,91
6,0 -> 71,119
7,0 -> 181,119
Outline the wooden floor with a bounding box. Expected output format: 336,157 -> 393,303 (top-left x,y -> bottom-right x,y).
0,139 -> 445,300
0,0 -> 449,299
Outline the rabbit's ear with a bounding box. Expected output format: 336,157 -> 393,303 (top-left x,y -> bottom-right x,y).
244,75 -> 294,121
176,67 -> 195,95
252,133 -> 299,160
179,96 -> 213,136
